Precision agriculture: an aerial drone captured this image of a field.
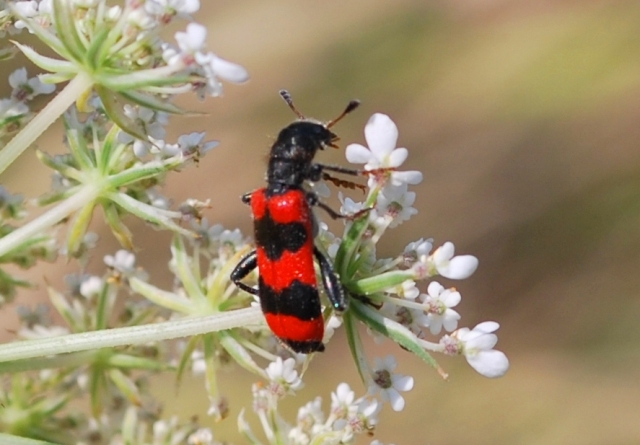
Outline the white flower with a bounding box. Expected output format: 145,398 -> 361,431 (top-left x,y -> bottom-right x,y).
206,396 -> 228,420
79,276 -> 104,300
424,241 -> 478,280
119,105 -> 167,157
13,0 -> 52,30
333,395 -> 380,442
190,349 -> 206,375
145,0 -> 200,19
13,1 -> 39,22
330,383 -> 355,418
195,52 -> 249,97
391,305 -> 424,336
388,279 -> 419,301
125,7 -> 155,30
104,249 -> 137,274
403,237 -> 433,267
177,131 -> 219,158
149,137 -> 180,158
323,314 -> 343,343
168,23 -> 248,97
375,189 -> 417,227
296,396 -> 324,430
106,5 -> 121,21
187,427 -> 214,445
345,113 -> 422,196
354,397 -> 379,428
420,281 -> 461,334
368,355 -> 414,411
174,22 -> 208,61
441,321 -> 509,378
146,188 -> 171,209
9,68 -> 55,101
339,192 -> 364,215
265,357 -> 304,395
0,98 -> 28,117
208,53 -> 249,83
18,324 -> 69,340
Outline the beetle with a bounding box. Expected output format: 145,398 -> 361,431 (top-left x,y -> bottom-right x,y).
230,90 -> 361,353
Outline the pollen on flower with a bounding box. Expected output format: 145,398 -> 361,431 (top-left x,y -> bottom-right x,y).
368,355 -> 414,412
439,335 -> 463,356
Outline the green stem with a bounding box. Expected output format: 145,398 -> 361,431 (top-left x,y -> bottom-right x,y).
343,311 -> 373,387
0,72 -> 93,176
0,307 -> 264,363
0,433 -> 62,445
0,184 -> 100,259
0,350 -> 97,373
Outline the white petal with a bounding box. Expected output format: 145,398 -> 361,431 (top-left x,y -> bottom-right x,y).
442,290 -> 461,307
387,147 -> 408,167
466,350 -> 509,378
393,170 -> 423,185
211,56 -> 249,83
442,311 -> 460,332
467,332 -> 498,351
428,317 -> 443,335
377,182 -> 408,200
181,0 -> 200,14
434,242 -> 455,264
365,114 -> 398,157
380,354 -> 397,371
387,388 -> 405,411
345,143 -> 372,164
474,321 -> 500,334
427,281 -> 444,298
9,68 -> 28,88
176,23 -> 207,52
438,255 -> 478,280
391,374 -> 414,392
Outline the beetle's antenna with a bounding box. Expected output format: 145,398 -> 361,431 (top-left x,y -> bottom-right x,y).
327,100 -> 360,128
279,90 -> 305,119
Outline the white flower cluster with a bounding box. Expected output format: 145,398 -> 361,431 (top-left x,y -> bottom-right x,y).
163,22 -> 248,98
0,68 -> 55,138
307,112 -> 509,390
9,0 -> 248,141
244,367 -> 381,445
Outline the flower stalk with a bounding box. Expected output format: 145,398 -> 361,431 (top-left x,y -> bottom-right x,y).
0,183 -> 99,258
0,72 -> 93,176
0,307 -> 264,363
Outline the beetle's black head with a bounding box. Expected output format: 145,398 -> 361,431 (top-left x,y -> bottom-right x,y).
273,120 -> 337,161
266,91 -> 359,189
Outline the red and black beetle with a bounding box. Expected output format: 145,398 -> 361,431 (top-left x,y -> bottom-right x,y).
231,91 -> 360,353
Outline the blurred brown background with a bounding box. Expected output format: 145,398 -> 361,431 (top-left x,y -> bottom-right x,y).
3,0 -> 640,443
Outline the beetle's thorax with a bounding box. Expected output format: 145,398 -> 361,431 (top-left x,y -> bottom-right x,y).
266,121 -> 336,188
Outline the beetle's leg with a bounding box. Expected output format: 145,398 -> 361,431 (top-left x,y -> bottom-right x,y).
241,191 -> 255,205
306,192 -> 372,221
315,163 -> 361,176
230,249 -> 259,295
314,246 -> 347,312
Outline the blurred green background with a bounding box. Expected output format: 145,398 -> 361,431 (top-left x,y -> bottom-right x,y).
3,0 -> 640,443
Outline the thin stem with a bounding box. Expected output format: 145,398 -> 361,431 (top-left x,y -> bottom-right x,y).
0,72 -> 94,176
0,433 -> 61,445
343,311 -> 373,387
0,350 -> 97,373
0,184 -> 100,258
0,307 -> 264,363
417,337 -> 445,353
